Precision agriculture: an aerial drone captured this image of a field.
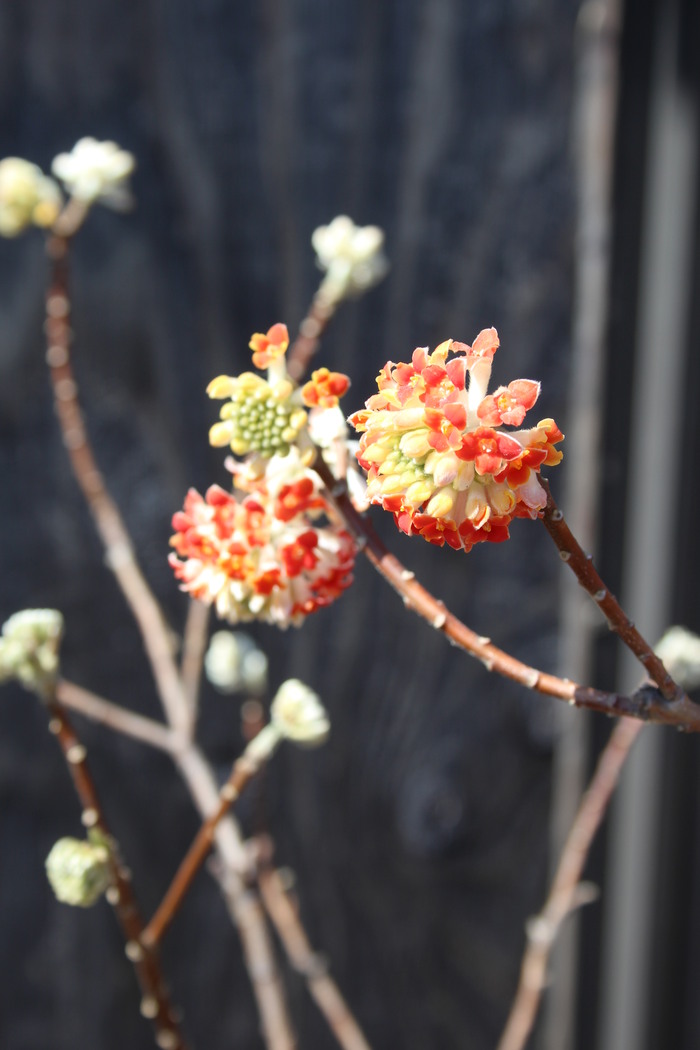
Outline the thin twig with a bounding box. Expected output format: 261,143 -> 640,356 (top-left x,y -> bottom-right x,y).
496,716 -> 642,1050
45,235 -> 190,737
313,456 -> 700,730
171,745 -> 297,1050
258,864 -> 373,1050
44,691 -> 188,1050
180,599 -> 210,733
56,679 -> 182,754
540,484 -> 677,700
286,295 -> 337,382
141,727 -> 280,950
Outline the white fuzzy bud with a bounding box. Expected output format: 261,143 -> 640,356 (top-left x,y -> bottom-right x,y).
655,626 -> 700,692
45,837 -> 112,907
270,679 -> 330,747
52,138 -> 135,209
0,158 -> 61,236
204,631 -> 269,694
311,215 -> 388,304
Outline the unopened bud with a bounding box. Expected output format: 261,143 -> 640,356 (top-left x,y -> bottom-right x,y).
51,138 -> 135,210
0,158 -> 62,236
204,631 -> 269,695
655,626 -> 700,692
270,679 -> 330,747
45,837 -> 112,907
0,609 -> 63,696
311,216 -> 388,304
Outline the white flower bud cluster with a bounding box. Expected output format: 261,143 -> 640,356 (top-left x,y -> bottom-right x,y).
45,837 -> 112,907
52,137 -> 135,210
204,631 -> 269,695
0,158 -> 61,237
0,609 -> 63,697
312,215 -> 388,305
270,678 -> 330,747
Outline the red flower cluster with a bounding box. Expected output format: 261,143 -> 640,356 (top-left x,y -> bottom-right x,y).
170,476 -> 356,627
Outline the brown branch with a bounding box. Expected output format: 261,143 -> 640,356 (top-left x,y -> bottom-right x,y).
313,456 -> 700,730
56,679 -> 182,754
286,295 -> 337,382
258,864 -> 373,1050
541,483 -> 677,700
496,716 -> 642,1050
45,234 -> 190,737
44,692 -> 188,1050
141,727 -> 280,950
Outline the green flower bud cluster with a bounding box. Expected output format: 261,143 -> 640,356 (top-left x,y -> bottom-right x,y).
209,373 -> 307,458
0,609 -> 64,698
45,836 -> 112,908
222,386 -> 305,457
379,444 -> 430,485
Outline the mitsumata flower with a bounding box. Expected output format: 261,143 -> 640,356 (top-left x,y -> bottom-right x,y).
169,463 -> 356,627
349,329 -> 563,552
171,321 -> 357,626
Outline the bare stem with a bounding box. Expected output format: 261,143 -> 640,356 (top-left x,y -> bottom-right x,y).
286,294 -> 337,382
314,457 -> 700,730
541,484 -> 678,700
44,692 -> 188,1050
45,234 -> 190,737
56,679 -> 182,754
169,745 -> 297,1050
180,599 -> 210,733
496,716 -> 643,1050
258,863 -> 373,1050
142,727 -> 281,950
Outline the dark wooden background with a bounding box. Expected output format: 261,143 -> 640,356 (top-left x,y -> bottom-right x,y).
0,1 -> 583,1048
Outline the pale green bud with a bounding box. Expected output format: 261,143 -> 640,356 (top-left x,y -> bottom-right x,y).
45,837 -> 112,907
204,631 -> 269,695
0,158 -> 61,236
0,609 -> 63,696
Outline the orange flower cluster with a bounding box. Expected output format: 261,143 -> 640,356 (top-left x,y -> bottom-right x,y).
349,330 -> 563,552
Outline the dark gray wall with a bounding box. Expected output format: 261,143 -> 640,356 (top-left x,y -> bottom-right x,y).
0,2 -> 577,1048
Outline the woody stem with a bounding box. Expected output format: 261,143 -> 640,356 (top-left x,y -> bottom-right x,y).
313,456 -> 699,730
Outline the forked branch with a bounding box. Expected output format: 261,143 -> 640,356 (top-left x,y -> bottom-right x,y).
313,457 -> 700,731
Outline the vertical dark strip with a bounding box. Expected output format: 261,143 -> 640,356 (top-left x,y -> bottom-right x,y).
573,0 -> 657,1046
